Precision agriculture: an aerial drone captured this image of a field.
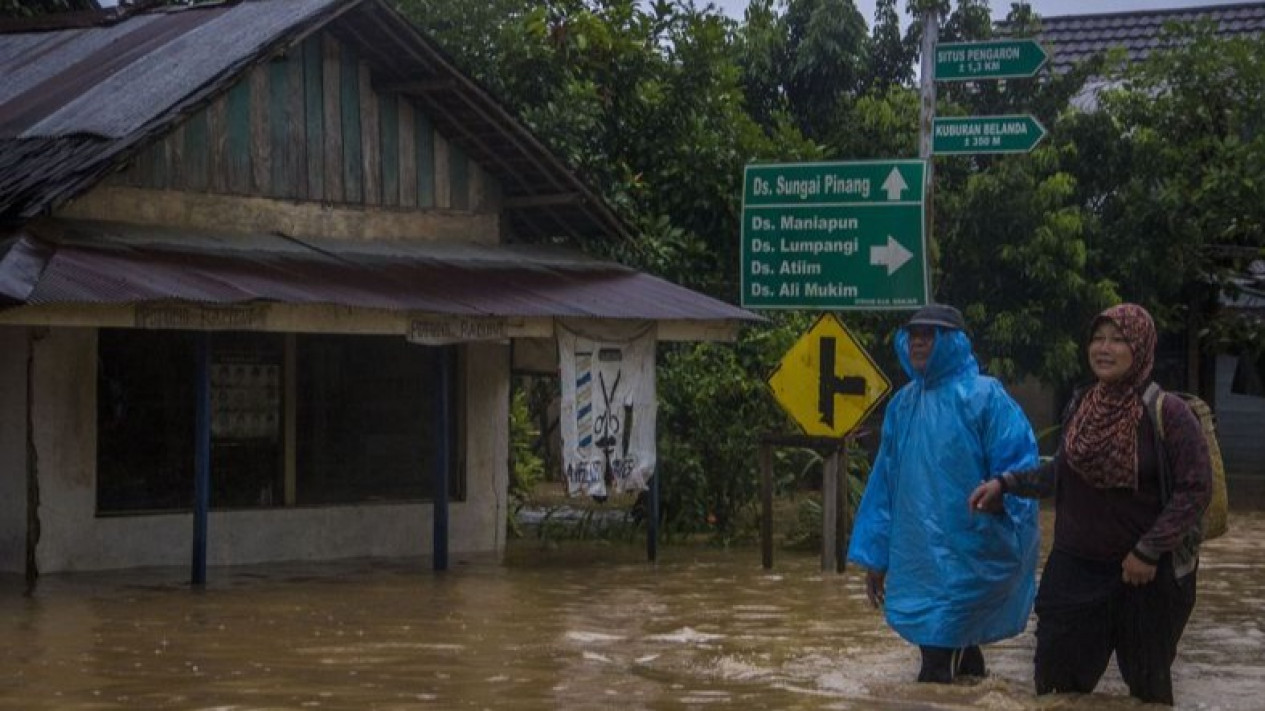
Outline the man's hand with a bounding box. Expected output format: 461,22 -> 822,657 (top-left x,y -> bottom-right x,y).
865,570 -> 886,609
1122,552 -> 1157,586
968,478 -> 1004,514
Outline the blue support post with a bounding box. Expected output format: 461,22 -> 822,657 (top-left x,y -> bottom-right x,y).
192,332 -> 211,586
432,347 -> 451,571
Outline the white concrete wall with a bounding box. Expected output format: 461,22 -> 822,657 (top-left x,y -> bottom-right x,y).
23,329 -> 511,573
1215,354 -> 1265,479
0,326 -> 29,573
32,327 -> 105,573
461,342 -> 511,553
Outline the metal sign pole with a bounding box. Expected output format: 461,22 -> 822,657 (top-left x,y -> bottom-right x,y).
920,9 -> 938,293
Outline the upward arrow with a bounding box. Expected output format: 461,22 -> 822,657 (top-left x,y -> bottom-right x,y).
882,168 -> 908,201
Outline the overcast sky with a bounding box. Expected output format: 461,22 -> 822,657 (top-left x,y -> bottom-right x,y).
709,0 -> 1237,23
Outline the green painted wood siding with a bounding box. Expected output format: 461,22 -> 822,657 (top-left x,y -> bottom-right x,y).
118,33 -> 483,212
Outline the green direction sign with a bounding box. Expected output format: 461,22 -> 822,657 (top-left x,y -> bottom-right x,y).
935,39 -> 1048,81
932,115 -> 1047,155
741,160 -> 929,310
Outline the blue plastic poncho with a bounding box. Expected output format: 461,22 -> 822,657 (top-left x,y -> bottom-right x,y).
847,327 -> 1040,648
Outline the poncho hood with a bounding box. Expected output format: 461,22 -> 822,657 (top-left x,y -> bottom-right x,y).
895,327 -> 979,387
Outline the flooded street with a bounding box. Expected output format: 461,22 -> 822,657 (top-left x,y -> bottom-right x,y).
0,512 -> 1261,710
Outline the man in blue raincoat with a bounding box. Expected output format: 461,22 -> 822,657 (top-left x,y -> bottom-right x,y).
847,304 -> 1040,683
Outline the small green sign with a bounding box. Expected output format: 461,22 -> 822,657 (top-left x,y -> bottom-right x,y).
741,161 -> 929,310
932,115 -> 1047,155
935,39 -> 1048,81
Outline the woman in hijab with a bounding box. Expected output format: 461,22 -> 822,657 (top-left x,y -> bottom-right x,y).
969,303 -> 1212,706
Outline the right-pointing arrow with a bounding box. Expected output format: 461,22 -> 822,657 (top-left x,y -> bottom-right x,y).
870,235 -> 913,276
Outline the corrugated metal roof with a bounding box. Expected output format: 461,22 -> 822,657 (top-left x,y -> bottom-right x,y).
1018,2 -> 1265,74
0,0 -> 630,243
0,1 -> 342,139
0,221 -> 759,322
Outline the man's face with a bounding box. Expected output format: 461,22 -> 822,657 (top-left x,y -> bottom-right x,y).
907,326 -> 936,373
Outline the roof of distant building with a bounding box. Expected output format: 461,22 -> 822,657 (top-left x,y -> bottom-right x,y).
1030,2 -> 1265,74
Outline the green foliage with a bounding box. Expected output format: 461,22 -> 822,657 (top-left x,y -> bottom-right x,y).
780,0 -> 870,138
654,311 -> 895,542
780,442 -> 872,550
935,138 -> 1118,382
654,327 -> 789,542
828,85 -> 920,158
1083,23 -> 1265,355
867,0 -> 915,91
507,383 -> 545,537
394,0 -> 1265,541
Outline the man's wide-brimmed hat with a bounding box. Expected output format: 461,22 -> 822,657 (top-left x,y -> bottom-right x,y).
906,303 -> 966,331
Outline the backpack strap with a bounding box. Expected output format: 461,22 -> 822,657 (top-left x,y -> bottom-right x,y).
1141,383 -> 1205,578
1142,382 -> 1172,504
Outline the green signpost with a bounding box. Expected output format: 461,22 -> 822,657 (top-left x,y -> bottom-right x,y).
932,115 -> 1047,155
740,161 -> 928,310
934,39 -> 1048,81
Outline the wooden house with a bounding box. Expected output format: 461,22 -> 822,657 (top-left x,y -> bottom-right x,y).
0,0 -> 757,577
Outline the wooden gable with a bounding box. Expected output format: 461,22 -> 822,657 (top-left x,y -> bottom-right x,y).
107,32 -> 499,217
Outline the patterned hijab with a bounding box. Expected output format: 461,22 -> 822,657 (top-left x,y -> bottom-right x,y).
1063,303 -> 1157,489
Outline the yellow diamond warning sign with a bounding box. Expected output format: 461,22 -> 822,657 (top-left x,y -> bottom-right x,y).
767,313 -> 892,437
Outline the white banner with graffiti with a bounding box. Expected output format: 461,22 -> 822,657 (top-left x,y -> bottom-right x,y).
557,321 -> 657,498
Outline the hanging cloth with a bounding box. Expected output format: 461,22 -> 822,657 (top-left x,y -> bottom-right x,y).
557,321 -> 657,498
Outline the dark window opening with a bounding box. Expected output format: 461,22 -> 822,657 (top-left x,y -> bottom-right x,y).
1231,352 -> 1265,397
96,329 -> 462,515
97,330 -> 285,513
209,332 -> 285,508
98,330 -> 196,512
295,335 -> 460,505
1153,332 -> 1189,392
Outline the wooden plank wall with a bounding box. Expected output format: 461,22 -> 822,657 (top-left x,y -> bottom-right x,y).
116,32 -> 487,214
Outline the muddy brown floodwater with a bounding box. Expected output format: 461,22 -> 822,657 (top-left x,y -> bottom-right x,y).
0,511 -> 1261,710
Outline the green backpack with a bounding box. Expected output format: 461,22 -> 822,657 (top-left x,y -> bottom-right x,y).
1142,384 -> 1229,575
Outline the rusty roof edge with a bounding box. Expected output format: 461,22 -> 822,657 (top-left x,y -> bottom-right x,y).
0,231 -> 53,302
359,0 -> 635,244
2,222 -> 761,322
18,0 -> 364,222
47,218 -> 627,270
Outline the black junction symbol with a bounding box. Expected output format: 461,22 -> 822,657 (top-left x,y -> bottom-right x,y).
818,336 -> 866,428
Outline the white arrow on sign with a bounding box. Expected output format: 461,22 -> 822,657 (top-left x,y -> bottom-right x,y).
882,167 -> 908,201
870,235 -> 913,276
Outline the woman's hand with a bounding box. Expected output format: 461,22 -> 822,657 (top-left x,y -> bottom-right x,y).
968,478 -> 1004,514
1122,552 -> 1157,586
865,570 -> 886,609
